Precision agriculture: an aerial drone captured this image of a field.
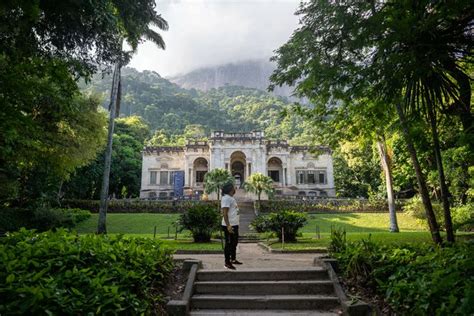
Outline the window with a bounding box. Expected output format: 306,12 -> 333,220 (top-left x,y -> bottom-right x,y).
318,172 -> 326,184
150,171 -> 157,185
196,171 -> 207,183
170,171 -> 176,185
159,192 -> 168,199
160,171 -> 169,185
297,171 -> 304,184
295,169 -> 327,184
268,170 -> 280,182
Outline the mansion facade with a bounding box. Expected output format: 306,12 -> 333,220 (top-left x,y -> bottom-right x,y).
140,131 -> 335,200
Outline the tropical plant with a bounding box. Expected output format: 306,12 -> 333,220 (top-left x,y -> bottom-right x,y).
243,173 -> 275,213
97,5 -> 169,234
0,229 -> 173,314
204,168 -> 234,200
251,211 -> 307,242
179,204 -> 220,242
329,235 -> 474,315
270,0 -> 473,244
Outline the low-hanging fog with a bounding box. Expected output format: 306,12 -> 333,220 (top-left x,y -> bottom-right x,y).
129,0 -> 301,77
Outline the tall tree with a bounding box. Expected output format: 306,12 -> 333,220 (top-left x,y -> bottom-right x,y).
97,12 -> 168,234
270,0 -> 474,244
0,0 -> 169,207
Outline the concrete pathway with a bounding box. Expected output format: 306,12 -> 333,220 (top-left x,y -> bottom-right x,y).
174,243 -> 325,269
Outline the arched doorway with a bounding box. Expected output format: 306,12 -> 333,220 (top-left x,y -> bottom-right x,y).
193,157 -> 208,186
230,151 -> 246,188
267,157 -> 283,184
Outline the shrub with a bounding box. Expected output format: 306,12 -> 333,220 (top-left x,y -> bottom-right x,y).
63,199 -> 219,213
259,199 -> 405,213
251,210 -> 307,242
0,208 -> 91,233
33,207 -> 91,231
329,233 -> 474,315
451,204 -> 474,231
179,204 -> 220,242
404,195 -> 444,228
405,196 -> 474,232
0,209 -> 32,233
0,229 -> 173,315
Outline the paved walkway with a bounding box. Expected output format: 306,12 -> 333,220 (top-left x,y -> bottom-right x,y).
174,243 -> 325,269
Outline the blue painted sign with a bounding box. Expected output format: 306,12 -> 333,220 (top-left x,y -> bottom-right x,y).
173,171 -> 185,197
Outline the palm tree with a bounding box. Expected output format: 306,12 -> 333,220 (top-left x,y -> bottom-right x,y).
204,168 -> 234,201
243,173 -> 274,215
97,14 -> 169,234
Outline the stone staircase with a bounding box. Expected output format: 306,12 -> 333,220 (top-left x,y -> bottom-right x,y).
237,201 -> 256,238
189,268 -> 342,315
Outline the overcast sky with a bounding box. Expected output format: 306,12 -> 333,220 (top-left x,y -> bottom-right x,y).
128,0 -> 301,77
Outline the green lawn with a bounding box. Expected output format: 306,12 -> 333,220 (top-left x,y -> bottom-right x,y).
302,213 -> 426,233
73,212 -> 440,251
75,213 -> 185,237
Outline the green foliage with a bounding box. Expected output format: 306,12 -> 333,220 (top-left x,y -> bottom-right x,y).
64,116 -> 150,199
259,199 -> 404,214
0,229 -> 173,314
1,0 -> 168,206
243,173 -> 275,208
450,204 -> 474,231
32,208 -> 91,232
204,168 -> 234,200
404,195 -> 444,228
0,0 -> 168,76
179,204 -> 221,242
0,209 -> 32,233
329,234 -> 474,315
0,208 -> 91,233
251,211 -> 307,242
63,199 -> 218,214
328,227 -> 346,253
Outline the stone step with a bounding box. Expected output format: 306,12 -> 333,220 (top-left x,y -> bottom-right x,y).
191,294 -> 340,310
190,309 -> 340,316
194,280 -> 335,295
196,268 -> 330,282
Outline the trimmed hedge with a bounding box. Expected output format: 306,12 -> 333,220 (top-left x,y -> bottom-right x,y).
0,208 -> 91,233
63,199 -> 219,213
0,229 -> 173,315
259,199 -> 405,213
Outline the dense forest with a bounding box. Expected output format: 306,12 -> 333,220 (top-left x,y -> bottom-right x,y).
63,66 -> 469,209
81,67 -> 307,141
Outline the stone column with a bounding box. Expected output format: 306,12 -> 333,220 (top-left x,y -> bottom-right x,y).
184,157 -> 189,186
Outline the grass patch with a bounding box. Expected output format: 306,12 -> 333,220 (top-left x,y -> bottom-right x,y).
75,213 -> 183,236
303,213 -> 426,233
266,231 -> 474,251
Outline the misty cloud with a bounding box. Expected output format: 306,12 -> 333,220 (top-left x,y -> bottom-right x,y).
128,0 -> 301,77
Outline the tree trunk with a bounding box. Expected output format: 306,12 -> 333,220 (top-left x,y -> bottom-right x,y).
97,63 -> 121,234
376,136 -> 399,232
256,191 -> 261,215
395,103 -> 442,244
427,103 -> 454,242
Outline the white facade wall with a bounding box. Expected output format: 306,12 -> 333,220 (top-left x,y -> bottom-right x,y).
140,131 -> 336,199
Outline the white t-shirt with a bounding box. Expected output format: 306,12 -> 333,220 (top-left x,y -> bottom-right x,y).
221,194 -> 240,226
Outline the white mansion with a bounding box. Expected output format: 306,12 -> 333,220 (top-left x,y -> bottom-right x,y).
140,131 -> 335,200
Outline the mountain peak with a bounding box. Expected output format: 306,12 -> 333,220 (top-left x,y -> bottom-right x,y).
168,59 -> 295,98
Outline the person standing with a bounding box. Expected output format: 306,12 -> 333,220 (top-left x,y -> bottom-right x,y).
221,182 -> 242,270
